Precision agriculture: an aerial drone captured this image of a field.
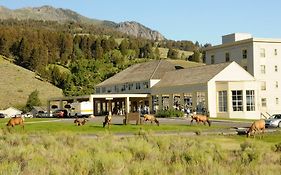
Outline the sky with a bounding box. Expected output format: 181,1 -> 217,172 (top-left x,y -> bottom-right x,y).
1,0 -> 281,45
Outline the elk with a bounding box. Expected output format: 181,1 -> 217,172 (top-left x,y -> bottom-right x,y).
6,116 -> 24,130
143,114 -> 159,126
190,114 -> 211,126
74,118 -> 88,126
246,119 -> 265,138
103,115 -> 112,128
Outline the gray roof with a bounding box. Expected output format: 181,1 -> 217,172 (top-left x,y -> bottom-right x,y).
152,62 -> 231,88
96,60 -> 176,86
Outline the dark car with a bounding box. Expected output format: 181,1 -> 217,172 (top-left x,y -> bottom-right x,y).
53,109 -> 68,118
265,114 -> 281,128
0,113 -> 6,118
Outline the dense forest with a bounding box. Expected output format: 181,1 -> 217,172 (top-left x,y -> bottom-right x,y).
0,19 -> 204,96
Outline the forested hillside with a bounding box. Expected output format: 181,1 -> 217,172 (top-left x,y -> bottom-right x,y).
0,19 -> 203,97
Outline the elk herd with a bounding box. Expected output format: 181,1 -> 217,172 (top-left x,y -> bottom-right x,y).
2,113 -> 267,138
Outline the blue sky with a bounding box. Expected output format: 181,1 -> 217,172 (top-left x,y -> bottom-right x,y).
1,0 -> 281,45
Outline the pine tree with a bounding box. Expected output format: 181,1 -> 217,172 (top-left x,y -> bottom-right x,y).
25,90 -> 41,112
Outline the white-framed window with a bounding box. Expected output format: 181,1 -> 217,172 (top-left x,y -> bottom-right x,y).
260,48 -> 266,57
275,65 -> 278,72
246,90 -> 255,111
114,86 -> 119,93
274,49 -> 278,56
232,90 -> 243,111
260,65 -> 266,74
218,91 -> 227,112
261,81 -> 266,90
276,81 -> 279,88
276,98 -> 279,105
261,98 -> 267,107
242,49 -> 247,59
225,52 -> 230,62
211,55 -> 215,64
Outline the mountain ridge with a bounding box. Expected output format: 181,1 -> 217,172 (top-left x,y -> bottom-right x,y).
0,5 -> 165,40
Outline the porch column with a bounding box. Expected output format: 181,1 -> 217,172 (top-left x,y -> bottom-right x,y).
148,95 -> 152,114
158,95 -> 163,111
47,100 -> 51,117
192,92 -> 197,111
59,100 -> 63,109
108,100 -> 112,116
169,94 -> 174,109
180,93 -> 184,108
125,97 -> 130,114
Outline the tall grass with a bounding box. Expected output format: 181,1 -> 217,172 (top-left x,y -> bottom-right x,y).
0,130 -> 280,175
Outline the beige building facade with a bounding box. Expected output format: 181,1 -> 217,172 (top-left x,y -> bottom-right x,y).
94,60 -> 260,119
204,33 -> 281,115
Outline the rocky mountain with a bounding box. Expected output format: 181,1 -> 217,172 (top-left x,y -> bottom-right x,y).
116,21 -> 165,41
0,5 -> 165,40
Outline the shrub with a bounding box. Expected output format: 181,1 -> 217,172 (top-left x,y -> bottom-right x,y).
274,142 -> 281,152
155,109 -> 184,118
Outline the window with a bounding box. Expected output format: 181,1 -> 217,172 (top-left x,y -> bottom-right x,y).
261,98 -> 267,107
242,49 -> 247,59
102,87 -> 106,93
260,48 -> 265,57
276,98 -> 279,105
261,81 -> 266,90
143,82 -> 149,89
218,91 -> 227,112
136,82 -> 141,89
275,65 -> 278,72
274,49 -> 278,56
121,85 -> 126,91
276,81 -> 279,88
114,86 -> 119,93
232,90 -> 243,111
128,83 -> 133,90
225,52 -> 230,62
211,55 -> 215,64
96,87 -> 100,94
260,65 -> 266,74
246,90 -> 255,111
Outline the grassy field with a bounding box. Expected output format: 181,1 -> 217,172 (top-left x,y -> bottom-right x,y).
0,56 -> 63,109
0,126 -> 280,175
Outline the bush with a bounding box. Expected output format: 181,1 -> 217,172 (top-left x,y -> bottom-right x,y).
155,109 -> 184,118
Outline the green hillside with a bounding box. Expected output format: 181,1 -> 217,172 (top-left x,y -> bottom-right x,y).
0,56 -> 63,109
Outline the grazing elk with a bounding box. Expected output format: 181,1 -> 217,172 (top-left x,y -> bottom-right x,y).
190,114 -> 211,126
143,114 -> 159,126
246,119 -> 265,138
103,115 -> 112,128
74,118 -> 88,126
6,116 -> 24,130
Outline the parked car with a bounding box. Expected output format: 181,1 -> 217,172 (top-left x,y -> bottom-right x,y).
0,113 -> 7,118
265,114 -> 281,128
53,109 -> 68,118
22,113 -> 33,118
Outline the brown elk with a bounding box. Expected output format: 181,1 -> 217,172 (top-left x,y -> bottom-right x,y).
74,118 -> 88,126
6,117 -> 24,129
103,115 -> 112,128
190,114 -> 211,126
246,119 -> 265,138
143,114 -> 159,126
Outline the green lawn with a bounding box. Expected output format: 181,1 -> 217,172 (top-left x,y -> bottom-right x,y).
0,118 -> 227,134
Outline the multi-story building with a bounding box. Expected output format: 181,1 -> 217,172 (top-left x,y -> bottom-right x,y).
204,33 -> 281,115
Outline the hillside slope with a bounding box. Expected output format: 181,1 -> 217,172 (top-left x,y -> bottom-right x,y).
0,56 -> 63,109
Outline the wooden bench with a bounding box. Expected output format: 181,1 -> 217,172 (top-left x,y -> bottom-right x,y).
123,112 -> 142,125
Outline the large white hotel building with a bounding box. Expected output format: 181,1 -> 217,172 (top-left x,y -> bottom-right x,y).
204,33 -> 281,116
